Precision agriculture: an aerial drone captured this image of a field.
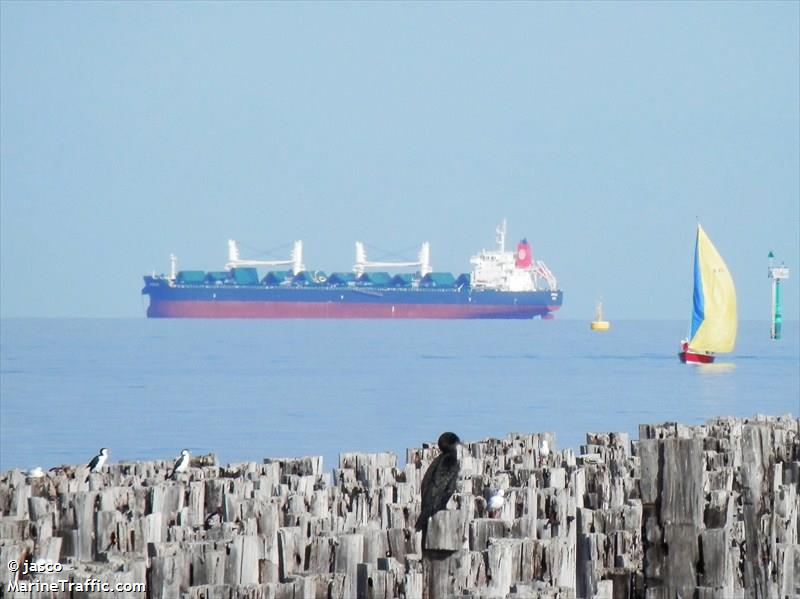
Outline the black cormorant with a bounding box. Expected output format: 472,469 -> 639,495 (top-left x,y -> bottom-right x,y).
415,432 -> 461,549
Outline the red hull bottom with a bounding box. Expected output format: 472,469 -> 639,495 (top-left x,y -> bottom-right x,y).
147,300 -> 561,319
679,350 -> 715,364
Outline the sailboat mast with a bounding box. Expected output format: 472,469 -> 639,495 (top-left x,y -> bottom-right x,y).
689,225 -> 704,344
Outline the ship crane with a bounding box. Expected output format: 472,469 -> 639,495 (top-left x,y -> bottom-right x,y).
353,242 -> 432,277
226,240 -> 305,275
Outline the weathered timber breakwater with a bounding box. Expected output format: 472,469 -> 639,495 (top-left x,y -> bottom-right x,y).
1,415 -> 798,598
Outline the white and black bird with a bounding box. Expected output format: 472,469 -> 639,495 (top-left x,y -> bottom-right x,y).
539,439 -> 550,467
85,448 -> 109,482
487,488 -> 505,518
171,449 -> 190,479
88,448 -> 109,472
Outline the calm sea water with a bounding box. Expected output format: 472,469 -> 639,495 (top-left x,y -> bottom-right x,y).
1,318 -> 797,473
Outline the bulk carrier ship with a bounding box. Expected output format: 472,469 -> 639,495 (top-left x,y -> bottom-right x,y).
141,222 -> 563,319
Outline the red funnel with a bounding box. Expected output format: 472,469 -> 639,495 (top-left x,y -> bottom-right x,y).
515,239 -> 532,268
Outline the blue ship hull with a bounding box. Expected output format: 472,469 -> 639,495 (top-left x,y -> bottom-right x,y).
142,277 -> 563,319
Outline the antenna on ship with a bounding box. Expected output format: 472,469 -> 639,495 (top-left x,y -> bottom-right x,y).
170,254 -> 178,280
496,219 -> 507,252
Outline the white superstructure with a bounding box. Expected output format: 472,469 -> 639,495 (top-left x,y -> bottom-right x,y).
470,221 -> 558,292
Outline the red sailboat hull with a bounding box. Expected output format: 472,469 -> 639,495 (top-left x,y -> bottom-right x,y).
678,350 -> 715,364
679,341 -> 715,364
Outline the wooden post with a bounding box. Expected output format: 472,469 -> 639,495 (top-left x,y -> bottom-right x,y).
0,417 -> 797,598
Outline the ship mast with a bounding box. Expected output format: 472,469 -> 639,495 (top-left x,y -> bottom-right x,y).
496,219 -> 507,252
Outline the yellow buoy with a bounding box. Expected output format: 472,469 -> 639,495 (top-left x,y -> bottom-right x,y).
590,300 -> 610,331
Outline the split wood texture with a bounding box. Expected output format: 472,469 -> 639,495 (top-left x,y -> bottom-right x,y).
0,414 -> 797,598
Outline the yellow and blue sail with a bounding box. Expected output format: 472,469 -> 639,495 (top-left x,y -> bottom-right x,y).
688,225 -> 737,353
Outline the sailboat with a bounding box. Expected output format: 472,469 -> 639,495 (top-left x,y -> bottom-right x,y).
679,224 -> 737,364
590,300 -> 610,331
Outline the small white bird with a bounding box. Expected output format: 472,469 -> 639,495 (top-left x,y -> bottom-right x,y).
487,488 -> 505,518
88,448 -> 109,472
26,466 -> 45,478
171,449 -> 190,478
539,440 -> 550,466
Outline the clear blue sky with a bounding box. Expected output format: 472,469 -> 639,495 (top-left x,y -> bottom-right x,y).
1,1 -> 798,320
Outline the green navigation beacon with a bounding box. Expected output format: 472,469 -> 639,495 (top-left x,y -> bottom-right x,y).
768,251 -> 790,340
